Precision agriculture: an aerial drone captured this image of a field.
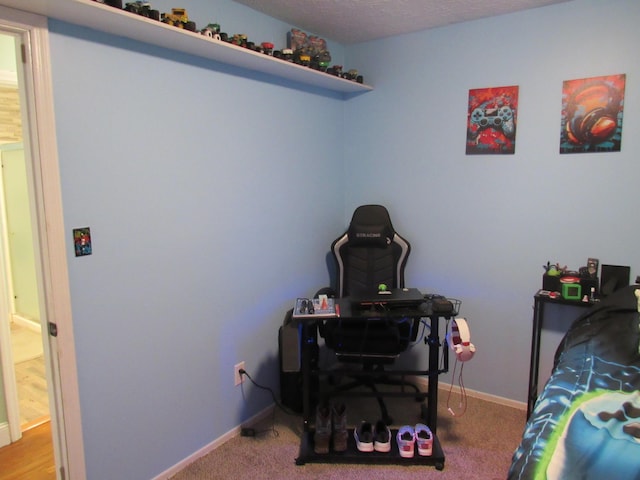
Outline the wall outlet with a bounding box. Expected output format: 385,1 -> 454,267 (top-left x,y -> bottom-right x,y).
234,361 -> 245,386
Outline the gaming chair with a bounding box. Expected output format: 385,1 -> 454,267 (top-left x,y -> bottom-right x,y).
319,204 -> 422,424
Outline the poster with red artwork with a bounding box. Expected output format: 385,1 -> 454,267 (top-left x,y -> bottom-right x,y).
560,74 -> 625,153
466,85 -> 518,155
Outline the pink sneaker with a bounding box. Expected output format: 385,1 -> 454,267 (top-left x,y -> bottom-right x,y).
415,423 -> 433,456
396,425 -> 415,458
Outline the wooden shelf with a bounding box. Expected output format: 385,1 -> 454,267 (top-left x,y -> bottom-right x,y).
0,0 -> 373,94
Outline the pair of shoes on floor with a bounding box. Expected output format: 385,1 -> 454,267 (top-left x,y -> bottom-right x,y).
314,403 -> 348,454
354,420 -> 391,453
397,423 -> 433,458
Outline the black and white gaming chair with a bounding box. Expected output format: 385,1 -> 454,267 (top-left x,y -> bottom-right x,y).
319,204 -> 420,423
330,204 -> 411,298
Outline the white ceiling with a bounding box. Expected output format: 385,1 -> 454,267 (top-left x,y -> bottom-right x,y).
233,0 -> 572,45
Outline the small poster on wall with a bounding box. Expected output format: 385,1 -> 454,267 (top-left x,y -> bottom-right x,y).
466,85 -> 518,155
560,74 -> 626,154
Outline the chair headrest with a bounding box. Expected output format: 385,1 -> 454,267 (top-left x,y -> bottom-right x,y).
347,205 -> 395,247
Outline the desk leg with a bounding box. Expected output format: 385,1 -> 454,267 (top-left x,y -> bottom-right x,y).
300,321 -> 316,432
426,315 -> 440,434
527,299 -> 544,419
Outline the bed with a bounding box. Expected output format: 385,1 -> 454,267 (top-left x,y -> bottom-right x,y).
508,284 -> 640,480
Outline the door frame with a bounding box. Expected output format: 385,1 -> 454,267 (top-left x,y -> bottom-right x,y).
0,6 -> 86,479
0,142 -> 26,444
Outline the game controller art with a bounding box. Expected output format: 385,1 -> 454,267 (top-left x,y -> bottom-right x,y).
466,85 -> 519,155
470,105 -> 515,137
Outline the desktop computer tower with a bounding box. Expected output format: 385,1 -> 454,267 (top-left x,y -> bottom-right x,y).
278,310 -> 318,413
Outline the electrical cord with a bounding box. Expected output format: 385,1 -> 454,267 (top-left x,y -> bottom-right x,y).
238,368 -> 300,438
446,359 -> 468,417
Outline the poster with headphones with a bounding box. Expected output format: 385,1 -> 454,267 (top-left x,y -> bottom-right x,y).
560,74 -> 626,154
447,318 -> 476,362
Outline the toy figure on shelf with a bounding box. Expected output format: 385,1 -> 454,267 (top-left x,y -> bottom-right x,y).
201,23 -> 221,40
95,0 -> 124,8
327,65 -> 343,77
124,1 -> 160,20
288,28 -> 330,69
293,48 -> 311,65
230,34 -> 248,48
343,69 -> 363,83
296,53 -> 311,67
311,51 -> 331,71
284,27 -> 364,82
261,42 -> 274,55
161,8 -> 196,32
307,35 -> 327,56
288,28 -> 308,52
281,48 -> 293,62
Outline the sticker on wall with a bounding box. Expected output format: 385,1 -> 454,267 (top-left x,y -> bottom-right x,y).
73,227 -> 92,257
466,85 -> 518,155
560,74 -> 626,154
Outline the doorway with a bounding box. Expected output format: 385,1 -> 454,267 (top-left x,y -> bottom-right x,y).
0,6 -> 86,480
0,45 -> 50,429
0,30 -> 53,477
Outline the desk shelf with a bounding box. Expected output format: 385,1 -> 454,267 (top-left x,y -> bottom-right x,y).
296,429 -> 445,469
294,299 -> 449,470
2,0 -> 373,94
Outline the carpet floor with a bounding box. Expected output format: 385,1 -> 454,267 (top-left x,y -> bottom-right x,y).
170,388 -> 526,480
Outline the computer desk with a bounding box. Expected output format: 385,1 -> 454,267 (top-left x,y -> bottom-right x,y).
527,291 -> 595,418
292,295 -> 451,469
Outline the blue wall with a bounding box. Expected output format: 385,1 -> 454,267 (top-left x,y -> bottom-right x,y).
44,0 -> 640,478
344,0 -> 640,400
48,2 -> 347,478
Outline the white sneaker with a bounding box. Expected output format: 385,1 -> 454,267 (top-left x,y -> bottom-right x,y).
354,421 -> 374,452
396,425 -> 415,458
373,420 -> 391,453
415,423 -> 433,456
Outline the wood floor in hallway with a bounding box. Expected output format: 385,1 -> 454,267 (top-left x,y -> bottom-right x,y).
0,421 -> 55,480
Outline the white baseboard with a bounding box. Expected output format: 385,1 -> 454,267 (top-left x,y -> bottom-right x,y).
412,376 -> 527,411
452,386 -> 526,411
151,405 -> 275,480
11,314 -> 41,333
0,422 -> 10,448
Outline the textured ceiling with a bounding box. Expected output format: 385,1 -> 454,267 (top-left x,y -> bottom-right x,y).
233,0 -> 572,44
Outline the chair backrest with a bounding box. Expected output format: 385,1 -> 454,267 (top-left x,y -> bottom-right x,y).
322,205 -> 415,359
331,205 -> 410,298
